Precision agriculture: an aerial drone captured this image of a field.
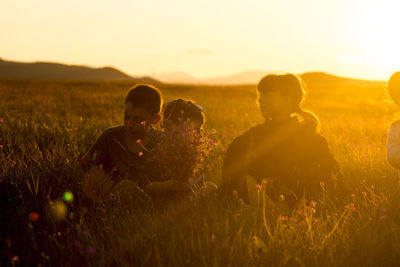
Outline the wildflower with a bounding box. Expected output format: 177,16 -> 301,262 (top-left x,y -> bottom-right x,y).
349,203 -> 356,212
136,139 -> 141,143
310,200 -> 317,207
211,234 -> 216,242
314,218 -> 319,223
351,193 -> 356,198
0,118 -> 3,124
138,152 -> 143,157
256,184 -> 263,191
86,247 -> 96,254
74,241 -> 82,248
0,145 -> 3,148
146,122 -> 214,183
12,256 -> 19,262
279,194 -> 285,201
140,121 -> 146,126
279,215 -> 287,222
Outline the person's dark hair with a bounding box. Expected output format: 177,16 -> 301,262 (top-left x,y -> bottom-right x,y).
125,84 -> 163,115
388,72 -> 400,106
163,99 -> 205,129
257,73 -> 319,130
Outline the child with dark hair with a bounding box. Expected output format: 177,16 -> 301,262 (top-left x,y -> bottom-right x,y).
144,99 -> 217,199
163,99 -> 205,130
81,84 -> 163,203
220,74 -> 340,206
387,72 -> 400,168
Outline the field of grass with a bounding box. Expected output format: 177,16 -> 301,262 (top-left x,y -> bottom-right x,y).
2,78 -> 400,266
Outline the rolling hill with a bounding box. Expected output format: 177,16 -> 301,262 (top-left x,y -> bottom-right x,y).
0,58 -> 158,83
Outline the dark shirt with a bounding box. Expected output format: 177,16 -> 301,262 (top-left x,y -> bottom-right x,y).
86,125 -> 163,188
221,118 -> 340,204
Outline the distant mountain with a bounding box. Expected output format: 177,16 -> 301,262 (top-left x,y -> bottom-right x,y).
0,58 -> 159,83
150,71 -> 199,85
153,70 -> 383,86
300,71 -> 384,89
151,70 -> 268,85
201,70 -> 267,85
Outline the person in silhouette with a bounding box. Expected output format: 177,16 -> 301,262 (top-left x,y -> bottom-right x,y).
145,99 -> 218,199
220,74 -> 340,206
81,84 -> 163,204
387,72 -> 400,169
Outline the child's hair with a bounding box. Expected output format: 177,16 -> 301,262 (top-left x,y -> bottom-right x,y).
163,99 -> 205,129
257,73 -> 319,130
388,72 -> 400,106
125,84 -> 163,115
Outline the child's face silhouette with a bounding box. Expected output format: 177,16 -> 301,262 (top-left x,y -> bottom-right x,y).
124,102 -> 157,139
258,91 -> 292,120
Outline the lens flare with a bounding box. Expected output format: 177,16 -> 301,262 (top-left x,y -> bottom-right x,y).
50,200 -> 68,221
29,212 -> 39,222
62,190 -> 74,202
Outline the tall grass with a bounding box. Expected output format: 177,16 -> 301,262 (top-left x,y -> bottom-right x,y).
1,79 -> 400,266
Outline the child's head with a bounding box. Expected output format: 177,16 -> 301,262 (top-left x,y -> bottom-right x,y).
163,99 -> 205,130
388,72 -> 400,106
124,84 -> 163,138
257,74 -> 318,129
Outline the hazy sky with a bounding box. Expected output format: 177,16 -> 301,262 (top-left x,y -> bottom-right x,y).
1,0 -> 399,80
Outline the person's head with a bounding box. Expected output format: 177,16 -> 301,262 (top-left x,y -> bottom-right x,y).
124,84 -> 163,138
257,73 -> 318,129
388,72 -> 400,106
163,99 -> 205,130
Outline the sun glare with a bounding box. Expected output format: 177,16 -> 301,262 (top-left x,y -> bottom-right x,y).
349,0 -> 400,76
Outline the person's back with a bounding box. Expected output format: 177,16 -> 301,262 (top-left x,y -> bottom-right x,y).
221,74 -> 340,205
223,117 -> 339,204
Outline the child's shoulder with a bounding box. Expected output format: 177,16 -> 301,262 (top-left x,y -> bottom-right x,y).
390,120 -> 400,128
99,125 -> 125,139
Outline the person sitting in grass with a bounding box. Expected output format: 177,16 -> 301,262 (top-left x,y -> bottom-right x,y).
220,73 -> 341,207
144,99 -> 218,200
386,72 -> 400,169
81,84 -> 163,204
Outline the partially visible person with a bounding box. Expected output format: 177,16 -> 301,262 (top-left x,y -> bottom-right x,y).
220,74 -> 340,207
144,99 -> 217,199
81,84 -> 163,204
387,72 -> 400,169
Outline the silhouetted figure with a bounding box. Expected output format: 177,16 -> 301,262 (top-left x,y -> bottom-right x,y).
81,84 -> 163,204
387,72 -> 400,168
145,99 -> 218,199
221,74 -> 340,206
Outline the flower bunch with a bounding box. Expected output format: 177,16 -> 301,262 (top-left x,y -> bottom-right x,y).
147,122 -> 214,183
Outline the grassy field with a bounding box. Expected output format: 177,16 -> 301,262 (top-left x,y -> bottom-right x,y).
2,78 -> 400,266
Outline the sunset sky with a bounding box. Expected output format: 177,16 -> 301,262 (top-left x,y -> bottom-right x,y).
1,0 -> 399,80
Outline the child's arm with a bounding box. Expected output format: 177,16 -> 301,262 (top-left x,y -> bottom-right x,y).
144,179 -> 189,197
387,121 -> 400,169
80,130 -> 109,170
